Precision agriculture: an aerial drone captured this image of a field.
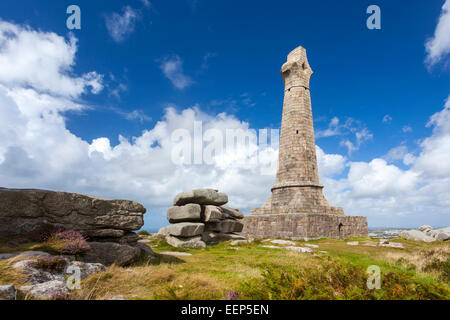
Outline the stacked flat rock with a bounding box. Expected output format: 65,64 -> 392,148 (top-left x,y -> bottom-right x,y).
158,189 -> 245,248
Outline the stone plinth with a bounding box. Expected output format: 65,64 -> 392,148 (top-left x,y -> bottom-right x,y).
242,214 -> 368,240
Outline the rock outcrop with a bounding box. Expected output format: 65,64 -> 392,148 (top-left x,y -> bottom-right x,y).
5,253 -> 107,300
0,285 -> 16,300
158,189 -> 246,248
400,225 -> 450,242
0,187 -> 153,266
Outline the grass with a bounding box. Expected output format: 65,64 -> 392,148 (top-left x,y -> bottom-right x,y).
0,256 -> 30,286
1,236 -> 449,300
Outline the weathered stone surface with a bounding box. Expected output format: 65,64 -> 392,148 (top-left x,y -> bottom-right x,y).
251,47 -> 344,216
83,229 -> 125,238
271,240 -> 296,246
346,241 -> 359,246
242,214 -> 368,240
203,206 -> 224,222
19,280 -> 68,300
379,242 -> 404,249
362,241 -> 378,247
285,246 -> 313,253
156,226 -> 170,237
418,225 -> 433,232
432,227 -> 450,241
12,258 -> 106,284
436,232 -> 450,241
135,242 -> 156,258
167,204 -> 202,223
165,235 -> 206,249
67,261 -> 106,280
0,285 -> 15,300
13,259 -> 61,284
0,253 -> 16,260
160,252 -> 193,256
303,243 -> 319,248
220,206 -> 244,220
202,232 -> 245,245
202,206 -> 244,222
81,242 -> 141,266
261,245 -> 282,249
205,220 -> 244,233
247,46 -> 367,239
400,230 -> 436,242
173,189 -> 228,206
0,188 -> 146,240
0,251 -> 50,260
163,223 -> 205,237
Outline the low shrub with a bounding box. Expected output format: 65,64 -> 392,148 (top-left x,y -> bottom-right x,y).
30,256 -> 67,272
423,259 -> 450,283
240,258 -> 449,300
221,291 -> 239,300
47,230 -> 91,255
137,230 -> 151,236
50,292 -> 70,300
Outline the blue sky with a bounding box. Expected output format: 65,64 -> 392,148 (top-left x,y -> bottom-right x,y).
0,0 -> 449,230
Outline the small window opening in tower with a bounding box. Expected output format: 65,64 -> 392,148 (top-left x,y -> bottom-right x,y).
296,130 -> 299,134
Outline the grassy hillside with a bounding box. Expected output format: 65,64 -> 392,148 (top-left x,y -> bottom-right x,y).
1,237 -> 449,300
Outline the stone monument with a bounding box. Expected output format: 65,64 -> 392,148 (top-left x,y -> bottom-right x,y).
242,46 -> 368,240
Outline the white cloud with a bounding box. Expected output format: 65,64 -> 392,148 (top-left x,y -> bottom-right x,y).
316,117 -> 340,138
413,96 -> 450,177
123,109 -> 152,122
324,96 -> 450,227
384,145 -> 408,162
425,0 -> 450,68
160,55 -> 193,89
382,114 -> 392,123
0,20 -> 103,97
340,128 -> 373,155
316,146 -> 346,177
0,21 -> 449,229
317,117 -> 373,155
140,0 -> 151,8
346,159 -> 419,198
105,6 -> 140,43
402,125 -> 413,133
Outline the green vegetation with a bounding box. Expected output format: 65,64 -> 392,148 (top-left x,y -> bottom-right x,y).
137,230 -> 151,236
241,259 -> 448,300
1,236 -> 449,300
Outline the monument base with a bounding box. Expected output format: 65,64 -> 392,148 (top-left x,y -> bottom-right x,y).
241,213 -> 368,240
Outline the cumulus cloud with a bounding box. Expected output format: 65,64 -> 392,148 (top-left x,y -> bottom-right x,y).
384,145 -> 409,162
323,96 -> 450,227
425,0 -> 450,68
1,21 -> 449,229
105,6 -> 141,43
317,117 -> 373,155
0,20 -> 103,97
413,96 -> 450,177
159,55 -> 193,89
